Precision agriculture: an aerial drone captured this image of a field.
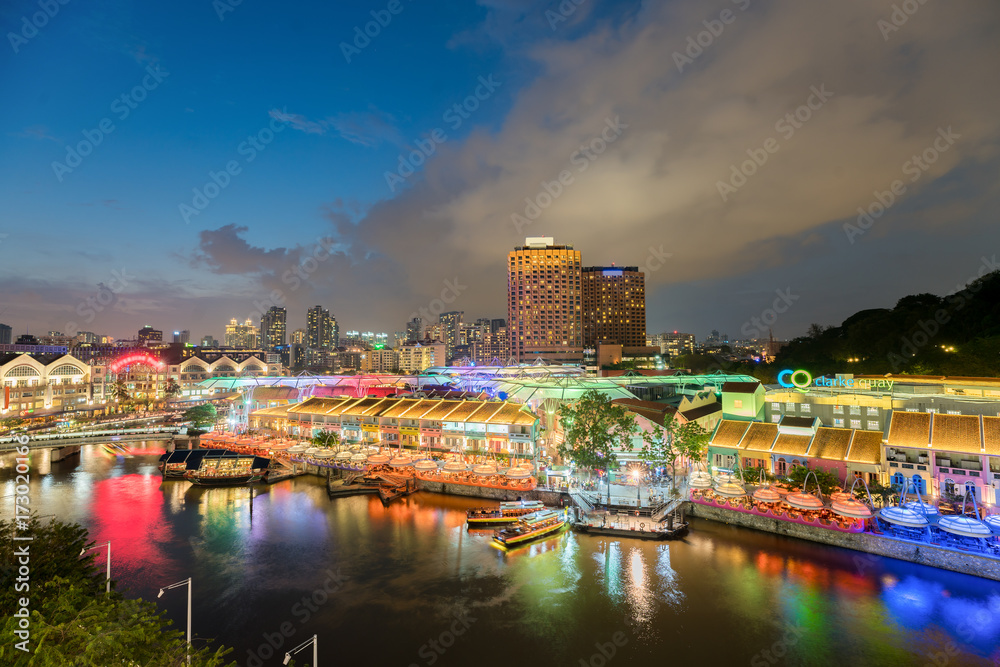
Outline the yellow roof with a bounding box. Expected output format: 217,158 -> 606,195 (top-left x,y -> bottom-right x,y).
740,423 -> 778,453
846,431 -> 883,465
808,427 -> 852,461
397,399 -> 441,419
325,397 -> 366,416
378,398 -> 422,418
711,420 -> 752,449
250,404 -> 292,416
421,400 -> 465,420
770,433 -> 811,457
466,402 -> 505,423
984,416 -> 1000,456
930,413 -> 983,454
436,400 -> 482,421
287,397 -> 349,415
486,402 -> 527,424
340,397 -> 387,416
886,412 -> 931,448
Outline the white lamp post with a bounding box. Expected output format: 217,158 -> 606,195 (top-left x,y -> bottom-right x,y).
158,577 -> 192,665
79,541 -> 112,594
284,634 -> 317,665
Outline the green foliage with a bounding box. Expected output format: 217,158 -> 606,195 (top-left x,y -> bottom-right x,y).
675,421 -> 710,466
164,378 -> 181,398
783,465 -> 841,496
311,429 -> 340,449
111,379 -> 131,404
183,404 -> 218,430
557,390 -> 637,473
0,519 -> 235,666
855,478 -> 897,508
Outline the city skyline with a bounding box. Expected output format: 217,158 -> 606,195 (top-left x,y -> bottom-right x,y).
3,1 -> 999,342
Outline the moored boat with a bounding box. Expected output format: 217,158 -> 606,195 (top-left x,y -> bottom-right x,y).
492,508 -> 567,548
467,500 -> 545,527
183,450 -> 270,486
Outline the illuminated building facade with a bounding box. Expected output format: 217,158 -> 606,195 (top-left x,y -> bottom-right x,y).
137,326 -> 163,345
507,237 -> 582,363
224,318 -> 259,348
307,306 -> 336,350
440,311 -> 463,363
581,266 -> 645,348
260,306 -> 287,349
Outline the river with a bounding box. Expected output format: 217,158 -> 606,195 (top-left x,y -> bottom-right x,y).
4,441 -> 1000,666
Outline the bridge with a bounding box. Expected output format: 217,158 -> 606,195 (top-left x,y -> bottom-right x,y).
0,427 -> 181,452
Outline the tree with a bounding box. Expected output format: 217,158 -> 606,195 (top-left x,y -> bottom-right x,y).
164,378 -> 181,399
0,518 -> 235,666
858,478 -> 898,508
557,390 -> 638,482
784,465 -> 841,496
675,421 -> 710,472
638,414 -> 683,491
183,404 -> 218,430
311,429 -> 340,449
111,378 -> 131,404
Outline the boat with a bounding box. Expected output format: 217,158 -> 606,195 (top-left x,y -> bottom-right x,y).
184,450 -> 270,486
157,449 -> 206,478
492,509 -> 567,548
467,500 -> 546,527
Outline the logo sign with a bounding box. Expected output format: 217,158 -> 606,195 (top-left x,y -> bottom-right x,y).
777,369 -> 894,392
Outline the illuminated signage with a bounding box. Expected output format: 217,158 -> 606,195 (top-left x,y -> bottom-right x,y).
777,369 -> 894,392
109,352 -> 166,374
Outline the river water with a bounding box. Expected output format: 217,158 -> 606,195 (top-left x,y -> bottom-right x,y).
4,441 -> 1000,667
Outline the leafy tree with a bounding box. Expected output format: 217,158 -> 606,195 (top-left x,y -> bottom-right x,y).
557,390 -> 637,478
0,519 -> 235,666
675,421 -> 710,471
183,404 -> 218,430
111,378 -> 131,404
164,378 -> 181,399
311,429 -> 340,449
784,465 -> 841,496
856,478 -> 898,508
638,414 -> 685,491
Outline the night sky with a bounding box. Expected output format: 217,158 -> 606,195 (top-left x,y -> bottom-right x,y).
2,0 -> 999,341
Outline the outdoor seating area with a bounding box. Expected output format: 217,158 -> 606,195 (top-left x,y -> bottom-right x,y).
690,488 -> 865,532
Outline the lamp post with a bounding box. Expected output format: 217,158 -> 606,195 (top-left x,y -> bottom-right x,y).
633,469 -> 641,506
158,577 -> 192,665
79,541 -> 111,594
283,634 -> 317,666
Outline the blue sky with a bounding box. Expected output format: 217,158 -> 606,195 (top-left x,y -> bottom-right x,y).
1,0 -> 999,342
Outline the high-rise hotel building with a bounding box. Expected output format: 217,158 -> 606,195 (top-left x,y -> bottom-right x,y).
581,266 -> 646,348
507,237 -> 583,363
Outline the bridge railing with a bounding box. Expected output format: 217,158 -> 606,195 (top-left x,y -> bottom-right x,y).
0,427 -> 180,447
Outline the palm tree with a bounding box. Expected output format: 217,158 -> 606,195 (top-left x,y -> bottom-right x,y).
111,378 -> 131,404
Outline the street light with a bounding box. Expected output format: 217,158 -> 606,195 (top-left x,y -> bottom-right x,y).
158,577 -> 192,665
79,541 -> 111,594
283,634 -> 317,665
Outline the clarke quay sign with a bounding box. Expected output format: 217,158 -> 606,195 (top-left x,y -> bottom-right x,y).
777,369 -> 894,392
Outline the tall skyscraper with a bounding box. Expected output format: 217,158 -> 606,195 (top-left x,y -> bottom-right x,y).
306,306 -> 335,350
406,317 -> 422,343
440,311 -> 463,363
581,266 -> 646,348
291,328 -> 306,344
507,237 -> 583,363
260,306 -> 287,349
172,330 -> 190,344
0,323 -> 11,345
490,318 -> 506,334
224,318 -> 259,348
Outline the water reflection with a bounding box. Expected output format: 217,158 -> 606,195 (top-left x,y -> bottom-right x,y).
3,442 -> 1000,665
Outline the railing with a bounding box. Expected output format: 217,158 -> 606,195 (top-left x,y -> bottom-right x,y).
0,427 -> 179,449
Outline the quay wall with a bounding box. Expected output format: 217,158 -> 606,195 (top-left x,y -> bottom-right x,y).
685,501 -> 1000,582
415,479 -> 568,506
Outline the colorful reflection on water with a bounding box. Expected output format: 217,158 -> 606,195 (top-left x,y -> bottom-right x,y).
2,442 -> 999,666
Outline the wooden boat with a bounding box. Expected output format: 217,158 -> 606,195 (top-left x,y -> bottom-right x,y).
183,450 -> 270,487
158,449 -> 205,478
467,500 -> 545,527
492,509 -> 567,549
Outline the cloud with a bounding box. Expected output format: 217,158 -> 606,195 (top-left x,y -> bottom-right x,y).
190,224 -> 301,275
268,106 -> 402,147
13,125 -> 57,142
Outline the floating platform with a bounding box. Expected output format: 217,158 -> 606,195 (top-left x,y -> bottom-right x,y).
573,522 -> 688,541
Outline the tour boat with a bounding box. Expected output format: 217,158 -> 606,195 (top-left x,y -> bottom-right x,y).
157,449 -> 205,478
467,500 -> 545,527
492,509 -> 567,548
183,450 -> 270,486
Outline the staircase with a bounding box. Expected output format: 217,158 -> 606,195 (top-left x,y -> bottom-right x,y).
651,498 -> 684,523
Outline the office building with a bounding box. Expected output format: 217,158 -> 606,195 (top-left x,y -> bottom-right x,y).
581,266 -> 646,348
507,237 -> 582,363
224,318 -> 259,348
406,317 -> 422,343
172,330 -> 190,345
260,306 -> 287,349
137,326 -> 163,345
654,331 -> 696,358
0,323 -> 11,345
397,339 -> 447,372
440,311 -> 463,362
200,335 -> 219,347
307,306 -> 336,350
